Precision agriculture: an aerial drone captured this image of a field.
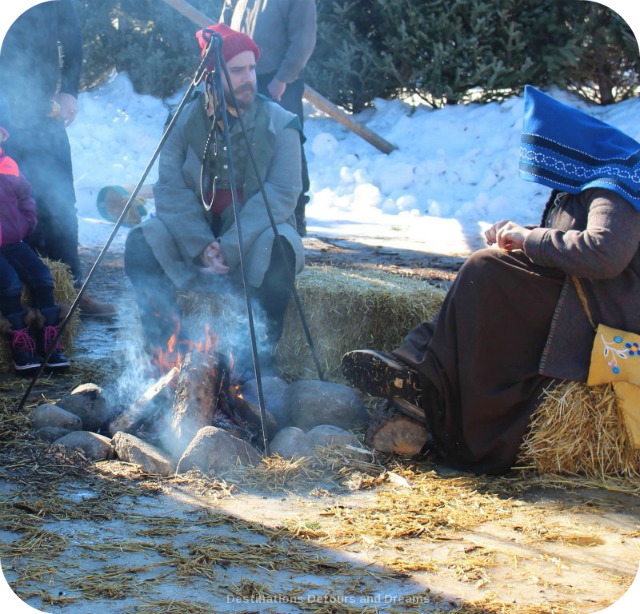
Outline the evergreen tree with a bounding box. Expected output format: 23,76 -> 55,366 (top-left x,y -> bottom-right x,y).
73,0 -> 638,108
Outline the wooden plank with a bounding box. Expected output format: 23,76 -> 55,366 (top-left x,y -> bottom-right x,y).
302,85 -> 397,154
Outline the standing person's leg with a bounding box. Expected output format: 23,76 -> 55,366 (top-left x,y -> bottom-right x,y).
293,134 -> 310,236
257,73 -> 309,236
14,120 -> 81,281
274,77 -> 305,120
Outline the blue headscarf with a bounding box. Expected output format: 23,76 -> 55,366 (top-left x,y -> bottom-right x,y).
519,85 -> 640,210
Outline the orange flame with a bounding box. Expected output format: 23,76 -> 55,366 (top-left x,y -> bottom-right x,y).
151,320 -> 221,377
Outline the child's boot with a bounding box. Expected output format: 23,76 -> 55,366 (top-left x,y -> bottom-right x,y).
4,311 -> 41,373
39,306 -> 71,370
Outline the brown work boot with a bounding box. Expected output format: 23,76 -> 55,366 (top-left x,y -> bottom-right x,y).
78,294 -> 117,318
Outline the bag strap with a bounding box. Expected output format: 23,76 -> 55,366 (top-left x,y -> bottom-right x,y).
571,275 -> 597,331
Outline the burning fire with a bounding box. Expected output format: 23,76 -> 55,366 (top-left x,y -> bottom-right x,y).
151,319 -> 222,375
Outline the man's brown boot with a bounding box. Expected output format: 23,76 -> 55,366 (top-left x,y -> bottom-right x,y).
78,294 -> 117,318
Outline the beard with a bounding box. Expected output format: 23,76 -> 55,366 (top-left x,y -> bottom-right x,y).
232,83 -> 257,111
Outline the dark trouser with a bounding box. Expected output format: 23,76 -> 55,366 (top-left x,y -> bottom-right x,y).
124,227 -> 295,362
257,72 -> 310,233
393,249 -> 565,475
7,118 -> 82,286
0,241 -> 56,317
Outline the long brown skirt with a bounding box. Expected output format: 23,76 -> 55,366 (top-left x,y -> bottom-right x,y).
393,249 -> 565,474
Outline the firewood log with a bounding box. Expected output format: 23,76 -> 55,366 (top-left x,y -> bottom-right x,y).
365,412 -> 429,457
169,351 -> 220,453
108,367 -> 179,435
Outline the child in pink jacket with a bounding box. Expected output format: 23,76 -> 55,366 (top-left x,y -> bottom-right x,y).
0,95 -> 69,372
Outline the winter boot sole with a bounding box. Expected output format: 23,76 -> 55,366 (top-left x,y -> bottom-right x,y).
13,361 -> 42,374
341,349 -> 423,408
45,360 -> 71,371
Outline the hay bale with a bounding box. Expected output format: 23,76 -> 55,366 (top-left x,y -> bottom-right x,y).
0,258 -> 80,370
518,381 -> 640,479
276,266 -> 446,382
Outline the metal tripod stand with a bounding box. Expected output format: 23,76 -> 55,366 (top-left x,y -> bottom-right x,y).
18,30 -> 324,455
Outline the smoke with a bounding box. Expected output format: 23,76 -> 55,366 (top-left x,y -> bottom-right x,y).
102,275 -> 273,432
179,274 -> 273,378
101,316 -> 164,413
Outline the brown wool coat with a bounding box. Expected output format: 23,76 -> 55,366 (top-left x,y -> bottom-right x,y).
524,189 -> 640,381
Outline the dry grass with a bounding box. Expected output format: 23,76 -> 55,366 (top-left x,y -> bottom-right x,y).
0,414 -> 635,613
281,467 -> 518,549
1,263 -> 639,612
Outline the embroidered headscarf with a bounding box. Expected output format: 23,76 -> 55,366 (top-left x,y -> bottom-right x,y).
519,85 -> 640,210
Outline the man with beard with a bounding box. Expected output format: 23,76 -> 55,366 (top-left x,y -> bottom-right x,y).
124,24 -> 304,379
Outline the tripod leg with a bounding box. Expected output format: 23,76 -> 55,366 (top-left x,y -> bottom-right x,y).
246,237 -> 295,370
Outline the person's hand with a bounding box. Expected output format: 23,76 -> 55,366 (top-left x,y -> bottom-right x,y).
267,78 -> 287,102
200,241 -> 229,275
484,220 -> 506,245
52,93 -> 78,127
485,220 -> 530,251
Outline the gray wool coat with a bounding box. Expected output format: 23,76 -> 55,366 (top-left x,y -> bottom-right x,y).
141,93 -> 304,290
525,189 -> 640,381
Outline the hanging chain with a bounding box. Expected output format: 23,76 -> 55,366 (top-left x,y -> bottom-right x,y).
200,74 -> 219,212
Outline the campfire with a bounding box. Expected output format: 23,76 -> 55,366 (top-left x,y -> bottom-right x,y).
29,306 -> 372,479
109,315 -> 281,458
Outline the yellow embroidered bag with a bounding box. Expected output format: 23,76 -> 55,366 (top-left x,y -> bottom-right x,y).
573,277 -> 640,447
587,324 -> 640,387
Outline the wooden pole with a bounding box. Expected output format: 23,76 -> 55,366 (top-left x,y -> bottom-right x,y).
161,0 -> 210,28
302,85 -> 397,154
160,0 -> 398,154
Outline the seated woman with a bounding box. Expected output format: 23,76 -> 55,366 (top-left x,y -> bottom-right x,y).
342,86 -> 640,475
0,94 -> 70,373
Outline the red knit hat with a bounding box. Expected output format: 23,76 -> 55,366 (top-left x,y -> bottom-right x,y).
195,24 -> 260,71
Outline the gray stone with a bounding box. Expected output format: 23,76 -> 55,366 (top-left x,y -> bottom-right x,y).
270,426 -> 314,459
285,380 -> 369,431
176,426 -> 262,476
307,424 -> 362,450
31,403 -> 82,432
57,383 -> 116,432
33,426 -> 72,443
307,424 -> 372,461
112,432 -> 175,476
53,431 -> 115,461
239,376 -> 291,433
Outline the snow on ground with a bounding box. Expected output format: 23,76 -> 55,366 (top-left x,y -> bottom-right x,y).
70,73 -> 640,260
